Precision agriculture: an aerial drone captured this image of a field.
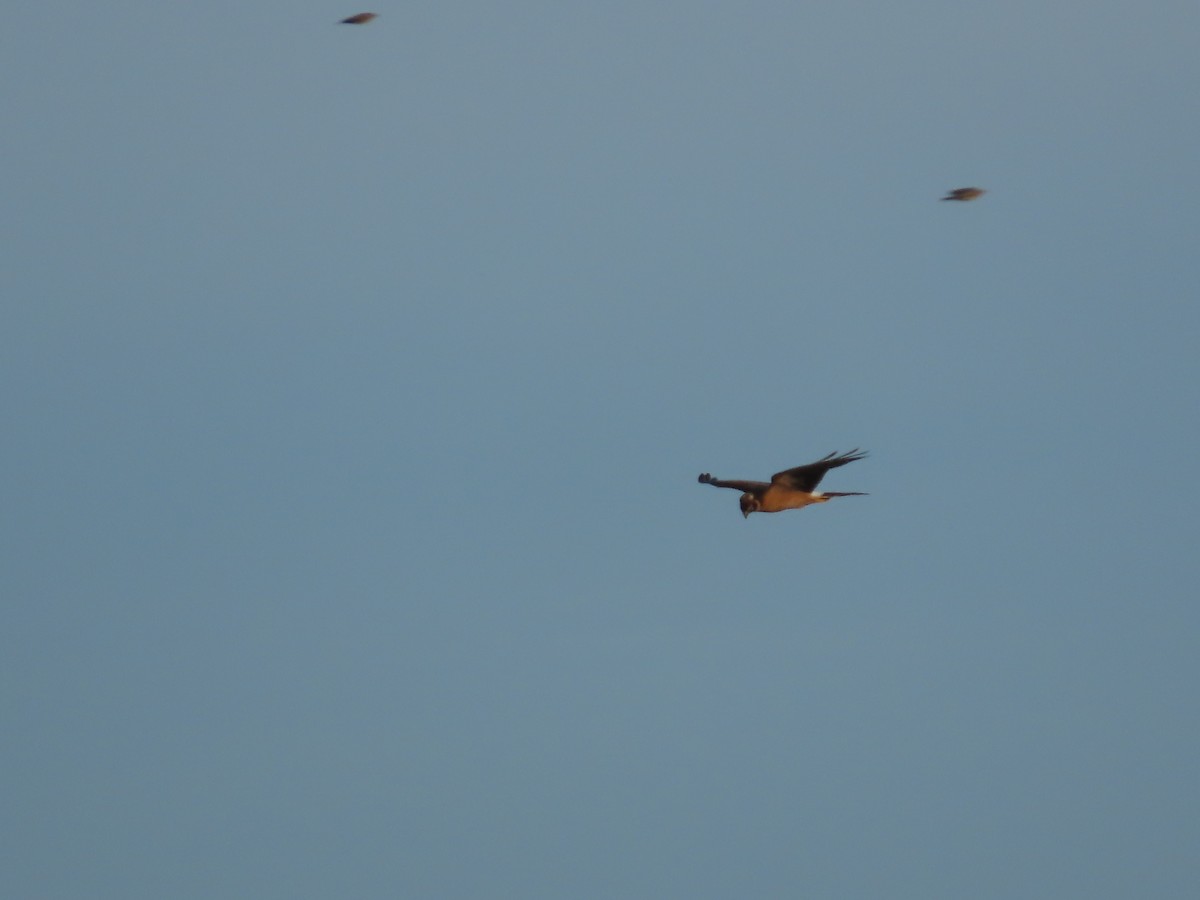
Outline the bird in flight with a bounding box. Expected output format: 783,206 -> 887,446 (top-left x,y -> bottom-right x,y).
698,450 -> 868,518
941,187 -> 986,201
340,12 -> 378,24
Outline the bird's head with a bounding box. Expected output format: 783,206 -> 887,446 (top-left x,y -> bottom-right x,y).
739,494 -> 759,518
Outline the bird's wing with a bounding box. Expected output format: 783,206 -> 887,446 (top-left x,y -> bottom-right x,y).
770,449 -> 867,492
698,474 -> 769,493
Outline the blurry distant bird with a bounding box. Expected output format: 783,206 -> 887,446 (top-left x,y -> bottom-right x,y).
698,450 -> 868,519
340,13 -> 378,24
941,187 -> 986,201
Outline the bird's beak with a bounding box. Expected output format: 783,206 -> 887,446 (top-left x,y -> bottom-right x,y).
742,509 -> 751,519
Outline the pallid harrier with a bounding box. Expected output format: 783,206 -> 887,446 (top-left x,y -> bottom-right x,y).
941,187 -> 986,201
698,450 -> 868,518
340,12 -> 378,24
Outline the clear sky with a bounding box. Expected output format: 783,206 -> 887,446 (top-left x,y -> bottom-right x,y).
4,2 -> 1199,898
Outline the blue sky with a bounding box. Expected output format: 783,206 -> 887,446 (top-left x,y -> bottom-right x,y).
4,2 -> 1199,897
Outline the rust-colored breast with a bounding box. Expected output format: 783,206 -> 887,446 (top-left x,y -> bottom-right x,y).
757,486 -> 825,513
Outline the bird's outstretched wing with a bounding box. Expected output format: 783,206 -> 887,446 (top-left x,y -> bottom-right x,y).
770,450 -> 867,492
697,473 -> 768,493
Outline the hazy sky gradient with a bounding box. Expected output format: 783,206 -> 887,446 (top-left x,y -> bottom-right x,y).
4,2 -> 1199,897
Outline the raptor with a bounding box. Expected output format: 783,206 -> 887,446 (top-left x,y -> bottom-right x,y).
698,450 -> 868,518
941,187 -> 986,201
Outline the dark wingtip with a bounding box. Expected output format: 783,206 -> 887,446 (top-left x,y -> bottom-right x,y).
698,473 -> 712,484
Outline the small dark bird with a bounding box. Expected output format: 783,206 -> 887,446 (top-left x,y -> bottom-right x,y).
941,187 -> 986,201
340,13 -> 378,24
698,450 -> 868,519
